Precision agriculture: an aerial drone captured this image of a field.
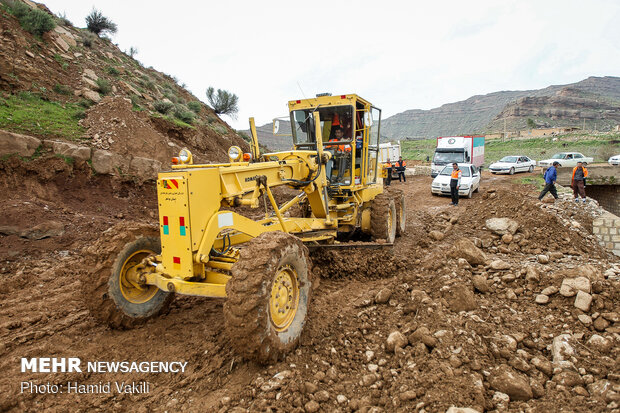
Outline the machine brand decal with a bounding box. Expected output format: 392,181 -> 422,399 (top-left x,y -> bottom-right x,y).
162,179 -> 179,189
218,212 -> 234,228
179,217 -> 186,236
448,138 -> 456,144
163,216 -> 169,235
244,175 -> 258,182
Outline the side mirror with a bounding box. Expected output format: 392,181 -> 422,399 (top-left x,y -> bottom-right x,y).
273,120 -> 280,134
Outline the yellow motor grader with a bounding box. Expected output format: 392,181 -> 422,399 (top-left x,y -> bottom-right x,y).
103,93 -> 406,363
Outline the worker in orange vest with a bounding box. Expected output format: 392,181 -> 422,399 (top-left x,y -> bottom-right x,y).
571,161 -> 589,203
327,127 -> 351,153
450,162 -> 461,206
384,161 -> 393,186
395,156 -> 407,182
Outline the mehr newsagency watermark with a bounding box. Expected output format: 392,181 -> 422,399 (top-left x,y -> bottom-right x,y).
19,357 -> 188,395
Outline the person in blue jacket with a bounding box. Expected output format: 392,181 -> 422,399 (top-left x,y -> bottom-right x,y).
538,161 -> 560,201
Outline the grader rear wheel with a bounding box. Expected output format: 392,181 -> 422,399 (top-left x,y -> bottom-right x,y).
224,232 -> 313,364
386,188 -> 406,236
370,193 -> 397,243
107,237 -> 173,323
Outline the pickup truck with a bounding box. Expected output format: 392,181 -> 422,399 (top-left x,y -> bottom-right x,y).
537,152 -> 594,168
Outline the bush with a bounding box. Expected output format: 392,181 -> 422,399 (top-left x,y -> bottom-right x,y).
85,8 -> 117,36
6,1 -> 56,36
56,11 -> 72,26
128,46 -> 138,58
106,66 -> 120,76
95,78 -> 111,95
153,100 -> 173,115
596,143 -> 620,162
78,98 -> 94,108
187,101 -> 201,114
206,86 -> 238,118
81,31 -> 96,48
130,94 -> 140,110
53,83 -> 72,95
173,105 -> 195,124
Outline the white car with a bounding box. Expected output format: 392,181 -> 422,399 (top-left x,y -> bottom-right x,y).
538,152 -> 594,168
489,155 -> 536,174
609,155 -> 620,165
431,163 -> 481,198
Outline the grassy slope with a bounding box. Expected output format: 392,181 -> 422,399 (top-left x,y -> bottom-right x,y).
401,134 -> 620,165
0,92 -> 86,140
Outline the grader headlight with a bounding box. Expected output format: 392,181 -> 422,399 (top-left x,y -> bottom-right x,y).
178,148 -> 193,164
228,146 -> 242,162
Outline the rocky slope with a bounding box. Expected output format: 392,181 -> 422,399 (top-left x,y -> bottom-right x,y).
381,76 -> 620,139
0,0 -> 248,176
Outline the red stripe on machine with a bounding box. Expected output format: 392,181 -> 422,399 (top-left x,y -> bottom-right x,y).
179,217 -> 185,226
173,257 -> 180,264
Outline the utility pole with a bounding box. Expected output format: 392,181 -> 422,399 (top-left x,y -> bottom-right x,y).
503,118 -> 507,142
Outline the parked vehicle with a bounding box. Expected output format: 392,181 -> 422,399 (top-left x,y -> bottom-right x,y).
431,136 -> 485,177
489,155 -> 536,174
377,141 -> 403,179
431,163 -> 481,199
609,155 -> 620,166
538,152 -> 593,168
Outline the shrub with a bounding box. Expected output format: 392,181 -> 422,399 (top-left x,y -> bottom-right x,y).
53,83 -> 72,95
78,98 -> 94,108
95,78 -> 111,95
85,8 -> 117,36
106,66 -> 120,76
187,101 -> 201,114
153,100 -> 173,115
173,105 -> 195,124
81,31 -> 96,48
128,46 -> 138,57
8,2 -> 56,36
72,110 -> 86,120
53,54 -> 69,70
56,11 -> 72,26
206,87 -> 238,118
596,143 -> 619,162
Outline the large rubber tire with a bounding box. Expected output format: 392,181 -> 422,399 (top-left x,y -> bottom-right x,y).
224,232 -> 313,364
528,165 -> 534,173
107,237 -> 173,327
467,188 -> 473,198
509,167 -> 515,175
370,193 -> 397,244
385,188 -> 406,236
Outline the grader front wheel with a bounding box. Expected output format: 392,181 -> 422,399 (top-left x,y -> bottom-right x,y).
224,232 -> 313,364
107,237 -> 173,327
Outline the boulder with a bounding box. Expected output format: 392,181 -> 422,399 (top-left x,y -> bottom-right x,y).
551,334 -> 575,367
586,334 -> 612,353
446,408 -> 481,413
530,357 -> 553,377
20,221 -> 65,240
488,365 -> 533,401
593,317 -> 610,332
472,275 -> 490,293
485,218 -> 519,235
0,130 -> 41,157
129,156 -> 162,180
573,291 -> 592,312
375,287 -> 392,304
449,238 -> 487,266
443,283 -> 478,312
559,277 -> 591,297
52,141 -> 91,162
537,254 -> 550,264
540,286 -> 558,296
429,230 -> 445,241
82,89 -> 102,103
535,294 -> 549,304
83,68 -> 98,80
386,331 -> 407,353
489,259 -> 511,270
91,150 -> 129,175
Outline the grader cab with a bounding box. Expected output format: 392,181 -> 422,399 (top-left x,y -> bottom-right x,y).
102,94 -> 406,363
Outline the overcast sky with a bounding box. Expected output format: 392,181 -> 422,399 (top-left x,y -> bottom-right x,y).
43,0 -> 620,130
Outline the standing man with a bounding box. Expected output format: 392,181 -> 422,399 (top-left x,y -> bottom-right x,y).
384,160 -> 393,186
538,161 -> 560,201
450,162 -> 461,206
571,161 -> 588,203
396,156 -> 407,182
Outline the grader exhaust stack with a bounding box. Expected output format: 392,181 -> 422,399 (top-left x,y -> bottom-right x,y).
97,94 -> 407,363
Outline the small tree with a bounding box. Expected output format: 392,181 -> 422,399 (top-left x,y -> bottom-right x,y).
86,8 -> 117,36
527,118 -> 536,129
206,87 -> 238,118
128,46 -> 138,58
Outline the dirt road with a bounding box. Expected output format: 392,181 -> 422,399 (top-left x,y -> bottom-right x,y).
0,161 -> 618,412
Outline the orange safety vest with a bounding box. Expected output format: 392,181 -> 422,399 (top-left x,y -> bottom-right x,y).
328,138 -> 351,152
571,166 -> 588,183
397,160 -> 406,168
451,169 -> 461,179
385,162 -> 392,168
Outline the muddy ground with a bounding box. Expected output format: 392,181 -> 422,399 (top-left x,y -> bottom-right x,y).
0,158 -> 618,412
